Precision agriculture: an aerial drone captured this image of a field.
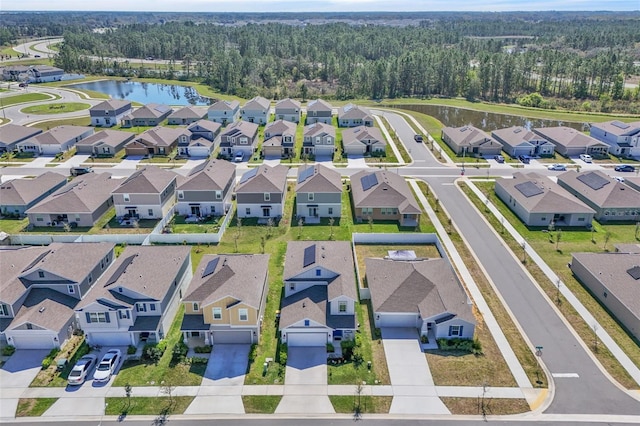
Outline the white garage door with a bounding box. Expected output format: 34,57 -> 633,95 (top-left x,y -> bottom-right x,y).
212,330 -> 252,344
10,334 -> 56,349
287,332 -> 327,347
378,314 -> 419,328
89,332 -> 130,346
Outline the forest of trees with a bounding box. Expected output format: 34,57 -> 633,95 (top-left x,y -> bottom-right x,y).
2,11 -> 639,112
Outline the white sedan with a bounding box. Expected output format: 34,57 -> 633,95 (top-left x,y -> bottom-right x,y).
548,164 -> 567,171
93,349 -> 121,383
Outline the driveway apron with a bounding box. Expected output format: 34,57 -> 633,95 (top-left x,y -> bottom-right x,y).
0,350 -> 49,419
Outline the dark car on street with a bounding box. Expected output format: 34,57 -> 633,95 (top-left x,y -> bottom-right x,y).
615,165 -> 635,172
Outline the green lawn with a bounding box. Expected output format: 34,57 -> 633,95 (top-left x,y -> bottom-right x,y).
105,396 -> 194,416
20,102 -> 90,115
0,218 -> 29,233
242,395 -> 282,414
1,92 -> 52,107
15,398 -> 58,417
329,395 -> 392,414
31,117 -> 91,130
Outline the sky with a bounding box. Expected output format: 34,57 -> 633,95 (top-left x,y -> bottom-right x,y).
2,0 -> 638,12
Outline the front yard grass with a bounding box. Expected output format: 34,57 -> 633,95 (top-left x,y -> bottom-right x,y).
329,395 -> 393,414
441,397 -> 531,415
462,180 -> 640,388
20,102 -> 90,115
105,396 -> 194,416
15,398 -> 57,417
242,395 -> 282,414
30,337 -> 91,387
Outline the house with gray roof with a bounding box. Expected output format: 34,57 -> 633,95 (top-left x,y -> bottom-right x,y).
17,125 -> 93,156
262,119 -> 297,158
26,65 -> 63,83
181,254 -> 269,346
177,120 -> 222,157
208,100 -> 240,125
280,241 -> 357,347
176,159 -> 236,218
557,170 -> 640,222
495,172 -> 595,227
26,173 -> 120,228
236,164 -> 288,219
589,120 -> 640,158
124,126 -> 187,157
0,124 -> 42,153
342,125 -> 386,156
365,256 -> 475,341
89,99 -> 132,127
74,129 -> 135,157
241,96 -> 270,125
338,104 -> 373,127
0,172 -> 67,217
570,247 -> 640,341
623,176 -> 640,193
441,125 -> 502,157
76,245 -> 192,346
306,99 -> 333,125
122,103 -> 173,127
350,170 -> 421,227
219,120 -> 259,158
167,106 -> 208,125
112,166 -> 177,220
303,122 -> 336,157
296,164 -> 342,223
492,126 -> 555,158
532,126 -> 609,158
1,242 -> 115,349
274,98 -> 302,123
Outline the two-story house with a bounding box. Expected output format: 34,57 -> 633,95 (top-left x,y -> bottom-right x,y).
280,241 -> 357,347
177,120 -> 222,157
236,164 -> 288,219
1,172 -> 67,217
305,99 -> 333,125
274,98 -> 302,123
122,103 -> 173,127
337,104 -> 374,127
208,100 -> 240,125
303,122 -> 336,157
181,254 -> 269,346
262,119 -> 297,158
295,164 -> 342,223
590,120 -> 640,158
241,96 -> 270,125
219,120 -> 259,158
167,106 -> 208,125
112,166 -> 178,220
89,100 -> 132,128
176,159 -> 236,218
76,246 -> 192,346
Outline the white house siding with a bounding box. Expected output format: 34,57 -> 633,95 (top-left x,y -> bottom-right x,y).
176,201 -> 223,217
115,199 -> 172,220
508,144 -> 534,158
343,144 -> 365,156
313,145 -> 335,156
374,312 -> 420,328
6,330 -> 58,349
237,202 -> 284,218
329,296 -> 355,316
186,146 -> 211,157
434,318 -> 475,340
286,331 -> 329,346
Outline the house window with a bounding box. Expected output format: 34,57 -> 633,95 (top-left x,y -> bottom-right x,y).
88,312 -> 109,323
36,217 -> 43,222
148,209 -> 153,216
361,207 -> 373,215
308,193 -> 314,201
245,208 -> 251,215
150,304 -> 156,311
239,309 -> 248,321
327,137 -> 332,144
178,191 -> 184,199
38,271 -> 45,278
27,323 -> 33,330
578,217 -> 585,222
215,191 -> 222,200
213,307 -> 222,319
328,208 -> 333,215
123,194 -> 130,202
193,303 -> 199,312
264,193 -> 270,201
316,269 -> 321,276
136,303 -> 147,312
289,283 -> 295,291
304,319 -> 310,327
239,137 -> 248,145
0,305 -> 9,316
68,285 -> 75,294
119,310 -> 130,320
448,325 -> 463,337
338,301 -> 347,313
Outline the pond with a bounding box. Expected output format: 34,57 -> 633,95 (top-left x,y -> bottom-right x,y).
68,80 -> 215,106
394,104 -> 589,132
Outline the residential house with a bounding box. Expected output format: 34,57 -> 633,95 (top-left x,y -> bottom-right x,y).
176,159 -> 236,218
0,172 -> 67,217
0,124 -> 42,153
365,256 -> 475,341
1,65 -> 30,81
532,126 -> 609,158
124,126 -> 187,157
167,106 -> 208,125
305,99 -> 333,125
76,246 -> 192,346
350,170 -> 421,227
495,172 -> 595,227
0,242 -> 115,349
122,103 -> 173,127
241,96 -> 270,124
441,125 -> 502,157
274,98 -> 302,123
208,100 -> 240,125
342,126 -> 387,156
89,100 -> 132,128
624,177 -> 640,193
177,120 -> 222,157
295,164 -> 342,222
570,246 -> 640,340
26,173 -> 120,228
236,164 -> 288,219
112,166 -> 178,220
303,122 -> 336,158
219,120 -> 259,158
557,170 -> 640,222
17,125 -> 93,156
337,104 -> 373,127
280,241 -> 357,347
589,121 -> 640,158
74,129 -> 135,157
262,119 -> 297,158
181,254 -> 269,346
26,65 -> 64,83
492,126 -> 555,158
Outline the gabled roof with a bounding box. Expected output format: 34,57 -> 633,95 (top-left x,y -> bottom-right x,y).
75,129 -> 135,149
168,106 -> 207,120
296,164 -> 341,193
275,98 -> 301,110
558,170 -> 640,209
0,172 -> 66,207
342,126 -> 385,146
26,173 -> 120,214
243,96 -> 270,111
338,104 -> 372,120
236,164 -> 288,194
306,99 -> 332,112
304,122 -> 335,139
496,172 -> 595,214
112,166 -> 176,194
77,245 -> 191,310
590,121 -> 640,137
177,159 -> 235,191
491,126 -> 551,148
0,124 -> 42,145
220,120 -> 259,138
90,99 -> 131,111
183,254 -> 269,309
132,126 -> 187,147
351,170 -> 421,214
188,119 -> 221,134
365,258 -> 475,323
125,103 -> 173,120
442,125 -> 499,148
9,288 -> 78,332
533,127 -> 608,149
265,119 -> 296,137
31,126 -> 93,145
208,99 -> 240,112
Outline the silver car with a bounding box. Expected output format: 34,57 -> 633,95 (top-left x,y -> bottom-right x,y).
67,354 -> 97,385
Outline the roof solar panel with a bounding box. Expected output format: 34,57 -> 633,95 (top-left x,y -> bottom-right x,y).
513,127 -> 522,134
22,250 -> 51,272
343,104 -> 354,112
627,266 -> 640,280
577,173 -> 610,190
611,121 -> 630,130
361,173 -> 378,191
202,257 -> 220,279
298,166 -> 315,183
239,167 -> 258,184
154,104 -> 171,114
514,181 -> 544,198
303,245 -> 316,268
104,254 -> 136,287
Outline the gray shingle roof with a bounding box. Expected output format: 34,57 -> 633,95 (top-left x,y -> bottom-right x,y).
265,120 -> 296,137
112,166 -> 176,194
558,170 -> 640,209
491,126 -> 550,148
533,127 -> 608,149
590,121 -> 640,137
275,98 -> 301,110
442,125 -> 500,149
243,96 -> 270,111
90,100 -> 131,112
0,124 -> 42,146
304,122 -> 335,139
306,99 -> 332,112
74,130 -> 135,149
342,126 -> 385,147
9,288 -> 78,332
32,126 -> 93,145
236,164 -> 288,194
338,104 -> 372,120
126,103 -> 173,119
208,100 -> 240,112
220,120 -> 259,139
132,126 -> 187,147
296,164 -> 341,193
178,159 -> 235,191
169,106 -> 207,120
351,170 -> 421,214
188,119 -> 221,134
0,172 -> 66,208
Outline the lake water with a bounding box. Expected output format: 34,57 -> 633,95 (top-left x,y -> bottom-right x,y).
68,80 -> 215,106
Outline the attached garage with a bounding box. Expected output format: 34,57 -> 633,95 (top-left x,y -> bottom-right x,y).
212,330 -> 252,344
376,313 -> 419,328
286,332 -> 327,347
88,332 -> 131,346
8,333 -> 57,349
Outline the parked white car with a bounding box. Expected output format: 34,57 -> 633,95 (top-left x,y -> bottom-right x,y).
234,152 -> 244,162
93,349 -> 121,383
67,354 -> 97,385
579,154 -> 593,163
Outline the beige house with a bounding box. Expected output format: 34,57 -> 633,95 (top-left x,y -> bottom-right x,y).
342,126 -> 386,156
441,125 -> 502,157
533,126 -> 609,158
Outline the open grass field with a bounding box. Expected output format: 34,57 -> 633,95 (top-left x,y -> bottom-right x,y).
1,92 -> 53,107
20,102 -> 90,115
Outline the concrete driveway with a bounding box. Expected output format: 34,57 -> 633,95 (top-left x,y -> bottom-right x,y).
0,350 -> 48,419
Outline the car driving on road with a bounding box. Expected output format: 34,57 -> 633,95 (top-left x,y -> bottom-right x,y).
67,354 -> 97,386
615,165 -> 635,172
548,164 -> 567,171
93,349 -> 121,383
414,134 -> 423,143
